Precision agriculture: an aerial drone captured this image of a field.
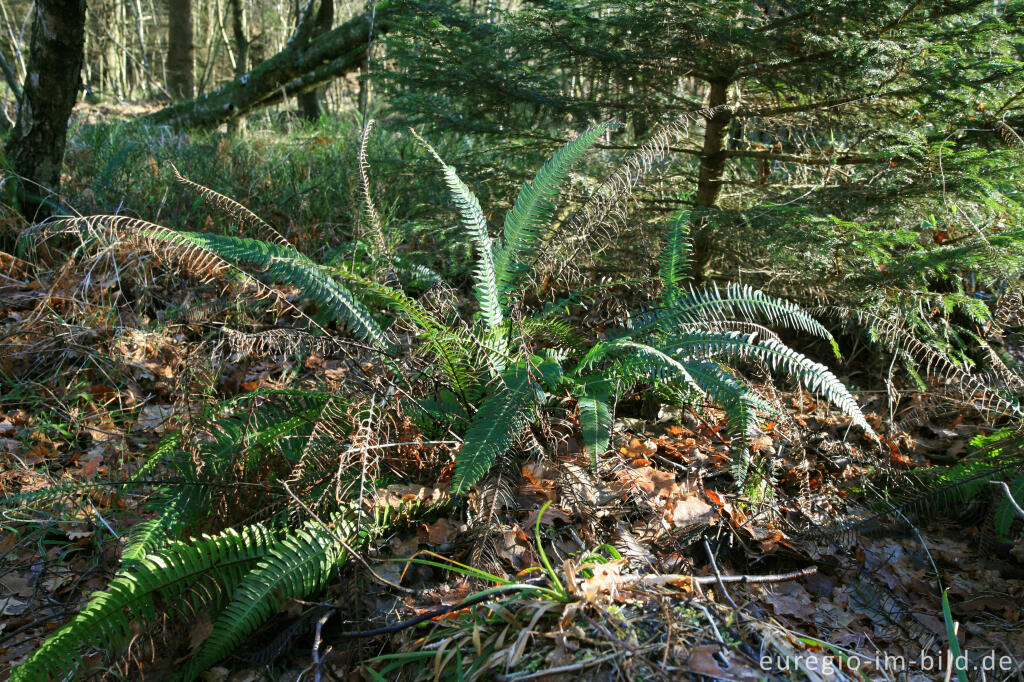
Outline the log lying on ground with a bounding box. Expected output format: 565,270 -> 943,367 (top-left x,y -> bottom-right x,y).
141,3 -> 391,130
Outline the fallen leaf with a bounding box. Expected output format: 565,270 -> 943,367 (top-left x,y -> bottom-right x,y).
669,494 -> 715,530
579,560 -> 626,601
765,581 -> 816,622
684,645 -> 762,680
137,404 -> 174,432
376,485 -> 445,507
420,518 -> 453,545
619,466 -> 679,498
189,617 -> 214,651
0,595 -> 28,616
524,505 -> 572,528
620,438 -> 658,458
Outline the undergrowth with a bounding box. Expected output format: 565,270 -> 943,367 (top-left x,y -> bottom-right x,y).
1,110 -> 1022,680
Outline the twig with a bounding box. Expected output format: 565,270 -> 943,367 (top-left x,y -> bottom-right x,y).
312,609 -> 334,682
703,539 -> 740,615
628,566 -> 816,588
579,609 -> 638,653
87,500 -> 120,539
281,479 -> 416,594
990,481 -> 1024,518
333,579 -> 549,639
497,651 -> 625,681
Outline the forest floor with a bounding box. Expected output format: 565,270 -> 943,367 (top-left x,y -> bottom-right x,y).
1,244 -> 1022,681
1,106 -> 1023,681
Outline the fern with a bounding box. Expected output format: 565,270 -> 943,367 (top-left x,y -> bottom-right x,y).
171,231 -> 387,349
11,525 -> 277,681
659,208 -> 691,302
493,123 -> 611,306
439,163 -> 504,339
179,515 -> 357,677
576,392 -> 612,468
619,283 -> 840,357
452,364 -> 536,494
347,272 -> 483,402
666,332 -> 875,440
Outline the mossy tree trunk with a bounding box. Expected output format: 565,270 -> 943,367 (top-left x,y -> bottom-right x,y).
143,3 -> 387,130
6,0 -> 87,220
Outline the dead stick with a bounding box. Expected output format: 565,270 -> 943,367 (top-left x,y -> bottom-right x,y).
990,481 -> 1024,518
703,539 -> 741,615
628,566 -> 816,588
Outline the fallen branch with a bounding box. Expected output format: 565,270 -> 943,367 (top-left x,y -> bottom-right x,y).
629,566 -> 817,588
991,481 -> 1024,519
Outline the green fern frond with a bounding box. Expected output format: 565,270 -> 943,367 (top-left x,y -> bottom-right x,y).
577,394 -> 612,468
130,431 -> 182,483
345,273 -> 481,401
70,216 -> 388,348
120,489 -> 198,565
452,364 -> 536,494
659,208 -> 691,301
681,360 -> 764,486
179,516 -> 356,678
667,332 -> 875,440
11,525 -> 277,682
147,228 -> 386,348
493,123 -> 610,306
620,284 -> 840,357
438,163 -> 504,341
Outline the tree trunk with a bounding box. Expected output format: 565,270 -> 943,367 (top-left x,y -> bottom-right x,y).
228,0 -> 248,78
298,0 -> 333,121
142,3 -> 388,130
167,0 -> 195,98
690,78 -> 733,282
6,0 -> 86,220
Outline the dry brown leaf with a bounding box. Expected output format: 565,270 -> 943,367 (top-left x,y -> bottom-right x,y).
669,494 -> 715,530
620,437 -> 658,458
579,559 -> 626,601
524,505 -> 572,529
684,645 -> 762,680
497,525 -> 533,570
188,617 -> 214,651
137,404 -> 174,432
0,569 -> 33,593
765,581 -> 816,622
420,518 -> 453,545
619,466 -> 680,498
0,595 -> 28,616
376,484 -> 444,507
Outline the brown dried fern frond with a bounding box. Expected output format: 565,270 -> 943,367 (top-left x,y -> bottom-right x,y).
357,120 -> 389,265
61,214 -> 330,336
995,119 -> 1024,148
287,394 -> 355,520
170,164 -> 290,247
819,306 -> 1023,419
218,327 -> 370,363
539,105 -> 728,285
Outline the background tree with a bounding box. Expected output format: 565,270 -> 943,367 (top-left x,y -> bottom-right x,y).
167,0 -> 195,98
381,0 -> 1024,286
5,0 -> 86,219
297,0 -> 334,120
